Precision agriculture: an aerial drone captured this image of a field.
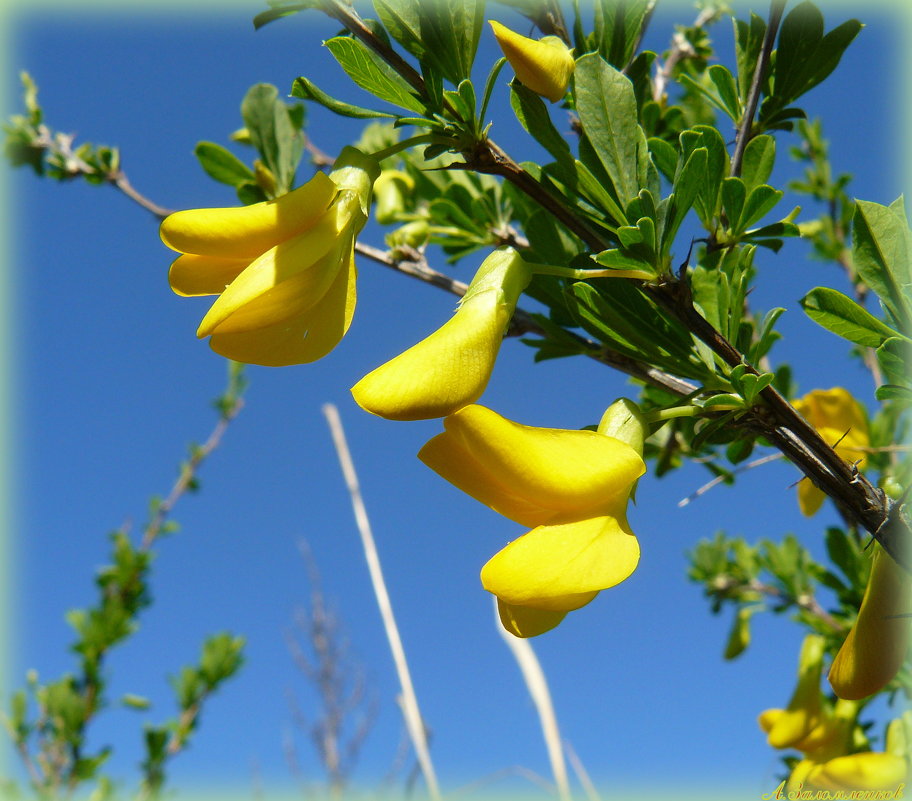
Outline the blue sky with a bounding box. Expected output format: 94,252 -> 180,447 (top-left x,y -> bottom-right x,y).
4,1 -> 908,798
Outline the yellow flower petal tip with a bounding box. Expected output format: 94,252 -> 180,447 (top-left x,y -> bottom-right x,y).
489,20 -> 574,102
351,248 -> 533,420
496,598 -> 567,638
792,388 -> 869,517
420,402 -> 645,636
828,546 -> 911,700
162,147 -> 379,366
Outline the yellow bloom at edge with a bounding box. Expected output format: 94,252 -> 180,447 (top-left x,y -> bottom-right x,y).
161,147 -> 379,366
760,689 -> 910,792
792,387 -> 869,517
828,543 -> 911,700
489,20 -> 574,103
351,247 -> 533,421
759,634 -> 827,749
418,402 -> 646,637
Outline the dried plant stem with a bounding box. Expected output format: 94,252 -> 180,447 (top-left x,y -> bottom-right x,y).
563,740 -> 601,801
494,600 -> 571,801
321,403 -> 441,801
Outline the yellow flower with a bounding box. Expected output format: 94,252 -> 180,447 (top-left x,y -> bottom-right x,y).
418,402 -> 646,637
760,635 -> 827,749
351,248 -> 533,421
161,147 -> 379,366
828,544 -> 911,700
489,20 -> 574,103
760,685 -> 910,792
792,387 -> 869,517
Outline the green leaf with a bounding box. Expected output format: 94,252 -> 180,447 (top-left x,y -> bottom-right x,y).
240,83 -> 300,195
291,75 -> 396,119
721,177 -> 746,230
734,12 -> 766,101
663,147 -> 707,255
574,54 -> 641,205
801,286 -> 903,348
510,83 -> 574,170
253,2 -> 318,29
737,184 -> 782,232
647,136 -> 677,183
593,0 -> 652,69
853,199 -> 912,328
749,306 -> 785,363
193,142 -> 254,187
773,2 -> 862,107
876,337 -> 912,386
707,65 -> 741,121
324,36 -> 426,113
876,384 -> 912,402
741,135 -> 775,193
679,126 -> 728,226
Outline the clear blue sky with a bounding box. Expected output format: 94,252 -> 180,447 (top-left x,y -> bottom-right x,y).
4,1 -> 908,798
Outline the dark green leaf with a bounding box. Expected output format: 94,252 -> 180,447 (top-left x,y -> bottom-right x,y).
510,83 -> 574,170
240,83 -> 300,194
574,54 -> 641,205
413,0 -> 484,85
741,135 -> 775,193
647,136 -> 677,183
734,12 -> 766,101
707,65 -> 741,121
594,0 -> 652,69
721,177 -> 746,230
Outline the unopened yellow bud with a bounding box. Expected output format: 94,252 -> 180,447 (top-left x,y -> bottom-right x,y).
489,20 -> 574,103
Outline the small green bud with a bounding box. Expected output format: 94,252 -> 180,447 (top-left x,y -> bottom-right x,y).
597,398 -> 648,456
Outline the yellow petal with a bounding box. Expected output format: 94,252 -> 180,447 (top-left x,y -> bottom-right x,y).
160,170 -> 337,258
480,513 -> 639,611
196,208 -> 344,337
168,253 -> 252,297
797,477 -> 825,517
489,20 -> 574,103
758,708 -> 783,735
351,290 -> 505,421
496,598 -> 568,638
794,388 -> 869,445
208,249 -> 356,366
418,429 -> 556,528
436,405 -> 645,517
829,546 -> 911,700
792,388 -> 869,516
807,752 -> 909,791
767,634 -> 826,749
352,247 -> 532,421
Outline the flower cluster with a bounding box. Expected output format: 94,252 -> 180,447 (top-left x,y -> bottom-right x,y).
162,147 -> 378,366
418,403 -> 645,637
759,635 -> 910,792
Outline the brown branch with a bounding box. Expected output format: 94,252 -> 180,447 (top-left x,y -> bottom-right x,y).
730,0 -> 786,178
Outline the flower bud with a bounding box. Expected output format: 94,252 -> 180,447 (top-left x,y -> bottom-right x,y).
489,20 -> 574,103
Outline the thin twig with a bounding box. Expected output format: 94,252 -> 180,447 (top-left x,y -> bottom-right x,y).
713,576 -> 845,633
730,0 -> 786,178
494,599 -> 571,801
678,452 -> 783,507
321,403 -> 441,801
141,393 -> 244,551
